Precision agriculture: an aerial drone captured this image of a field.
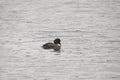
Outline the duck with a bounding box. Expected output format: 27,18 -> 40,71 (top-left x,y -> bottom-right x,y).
42,38 -> 61,50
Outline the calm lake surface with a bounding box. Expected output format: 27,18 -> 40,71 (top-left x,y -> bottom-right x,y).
0,0 -> 120,80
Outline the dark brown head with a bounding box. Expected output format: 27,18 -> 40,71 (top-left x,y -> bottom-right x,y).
53,38 -> 61,44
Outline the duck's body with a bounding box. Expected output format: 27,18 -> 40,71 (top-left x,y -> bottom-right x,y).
42,43 -> 61,50
42,38 -> 61,50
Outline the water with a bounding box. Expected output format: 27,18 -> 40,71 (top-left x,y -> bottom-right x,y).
0,0 -> 120,80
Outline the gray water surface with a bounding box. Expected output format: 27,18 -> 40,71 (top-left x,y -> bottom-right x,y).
0,0 -> 120,80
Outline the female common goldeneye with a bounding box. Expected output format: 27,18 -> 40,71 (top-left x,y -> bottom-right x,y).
42,38 -> 61,50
